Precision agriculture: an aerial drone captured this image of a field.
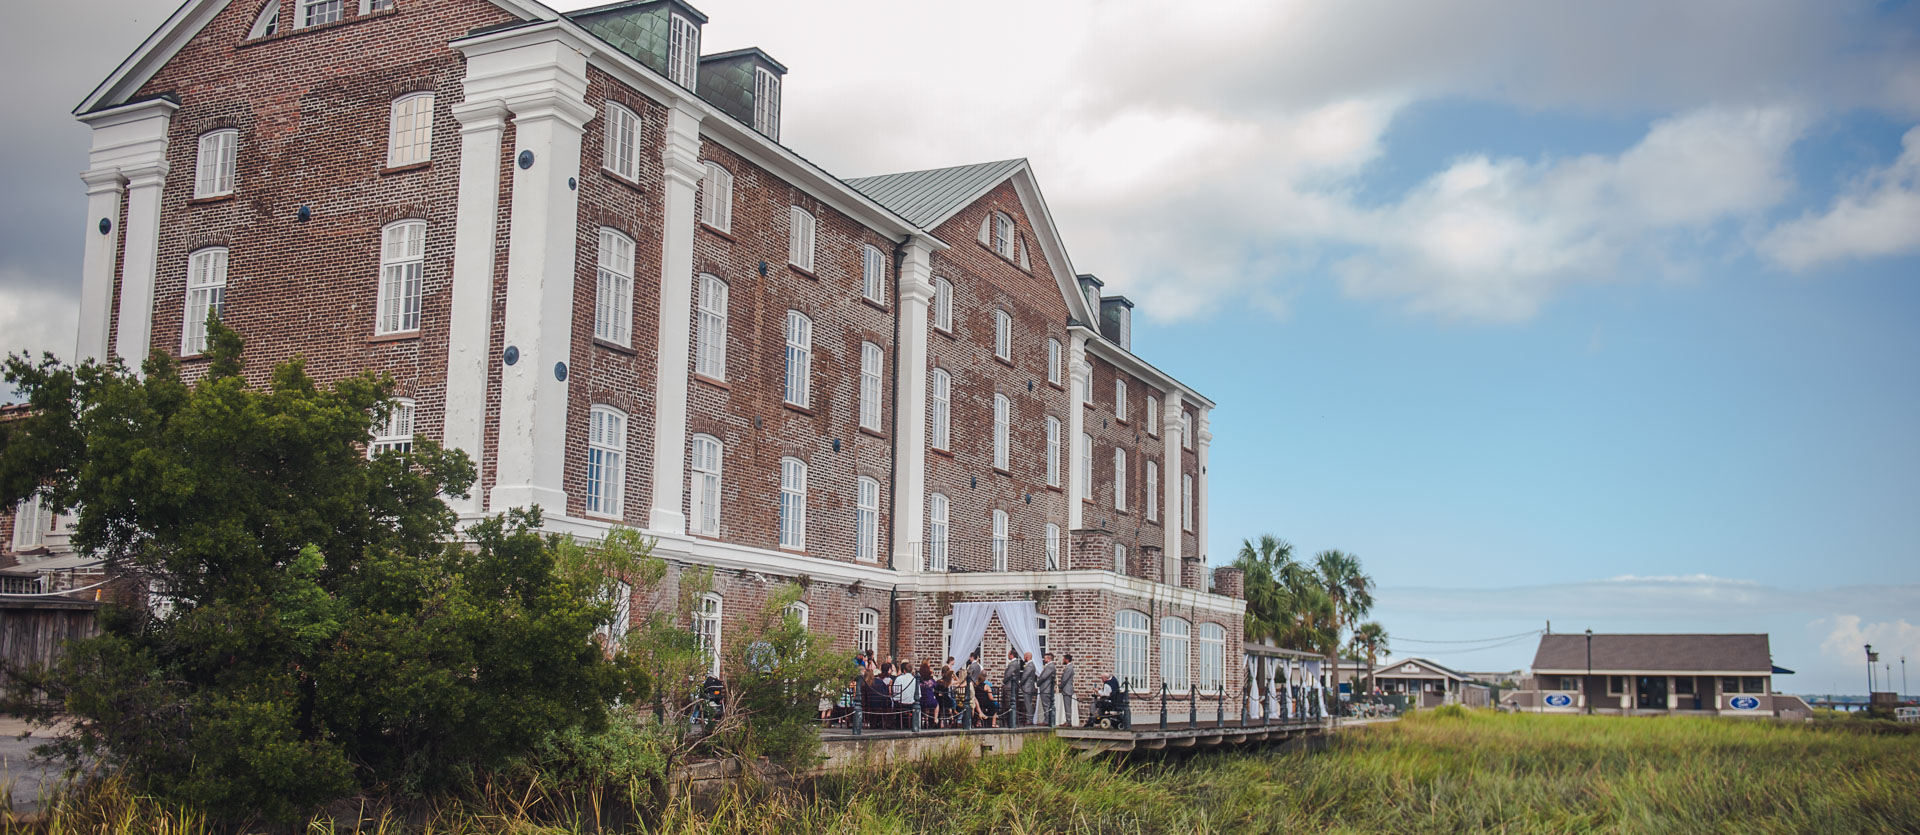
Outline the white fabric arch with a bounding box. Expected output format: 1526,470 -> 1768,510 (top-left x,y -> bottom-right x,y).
945,600 -> 1043,664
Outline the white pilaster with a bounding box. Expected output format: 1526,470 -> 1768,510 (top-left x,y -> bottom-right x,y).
889,235 -> 936,571
1066,332 -> 1090,530
646,99 -> 706,536
1196,408 -> 1212,562
114,165 -> 168,371
75,170 -> 125,363
1162,393 -> 1184,566
442,100 -> 511,513
461,31 -> 596,515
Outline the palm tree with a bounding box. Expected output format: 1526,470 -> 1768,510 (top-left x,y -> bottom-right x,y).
1315,549 -> 1374,693
1350,621 -> 1389,695
1233,535 -> 1296,645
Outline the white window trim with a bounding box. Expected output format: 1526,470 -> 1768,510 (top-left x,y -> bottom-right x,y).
1045,415 -> 1060,488
1198,623 -> 1226,695
1183,473 -> 1195,532
595,228 -> 635,346
11,497 -> 49,551
1116,609 -> 1149,694
376,220 -> 426,335
1115,378 -> 1128,422
932,277 -> 953,332
689,433 -> 722,537
1146,396 -> 1159,436
857,608 -> 879,657
1114,543 -> 1127,575
753,65 -> 781,141
1162,617 -> 1192,695
993,212 -> 1015,259
194,129 -> 237,199
992,393 -> 1010,471
386,92 -> 435,168
994,309 -> 1012,361
297,0 -> 341,29
779,456 -> 807,551
862,244 -> 886,304
788,207 -> 816,272
856,475 -> 880,563
1047,338 -> 1062,386
182,247 -> 228,356
860,342 -> 883,431
694,592 -> 722,677
991,509 -> 1008,572
1183,412 -> 1193,450
1113,447 -> 1127,511
1146,460 -> 1158,522
586,405 -> 628,519
1079,433 -> 1092,502
370,397 -> 416,456
599,579 -> 633,644
930,368 -> 951,451
784,310 -> 812,408
928,493 -> 950,572
1044,523 -> 1060,571
249,0 -> 281,39
602,103 -> 642,181
668,13 -> 700,89
695,274 -> 728,380
786,601 -> 808,628
700,161 -> 733,232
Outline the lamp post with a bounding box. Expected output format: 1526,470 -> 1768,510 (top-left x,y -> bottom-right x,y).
1585,628 -> 1593,716
1865,644 -> 1875,696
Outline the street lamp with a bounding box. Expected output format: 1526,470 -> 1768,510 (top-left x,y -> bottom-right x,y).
1865,644 -> 1876,696
1585,628 -> 1593,716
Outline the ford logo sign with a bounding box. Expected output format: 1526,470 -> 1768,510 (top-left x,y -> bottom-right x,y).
1730,696 -> 1760,710
1545,693 -> 1572,707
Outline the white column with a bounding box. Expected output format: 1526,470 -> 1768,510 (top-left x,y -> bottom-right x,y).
488,87 -> 594,514
77,97 -> 175,368
442,100 -> 510,514
889,235 -> 936,571
1195,408 -> 1212,563
1162,393 -> 1184,567
75,170 -> 125,363
1066,332 -> 1090,530
646,99 -> 706,536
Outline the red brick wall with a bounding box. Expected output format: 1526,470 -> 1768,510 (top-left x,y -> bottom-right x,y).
1084,354 -> 1169,582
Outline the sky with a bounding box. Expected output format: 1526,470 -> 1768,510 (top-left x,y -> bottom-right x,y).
2,0 -> 1917,695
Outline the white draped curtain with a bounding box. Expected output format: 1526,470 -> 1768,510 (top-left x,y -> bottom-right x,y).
946,600 -> 1044,665
1306,659 -> 1327,717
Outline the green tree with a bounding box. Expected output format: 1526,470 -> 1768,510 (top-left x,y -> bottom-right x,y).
1315,549 -> 1375,685
1349,621 -> 1390,694
0,324 -> 645,822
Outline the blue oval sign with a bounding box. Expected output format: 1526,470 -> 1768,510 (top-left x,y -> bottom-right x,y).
1545,693 -> 1572,707
1730,696 -> 1759,710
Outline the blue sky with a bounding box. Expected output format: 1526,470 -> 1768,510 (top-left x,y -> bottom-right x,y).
3,0 -> 1917,693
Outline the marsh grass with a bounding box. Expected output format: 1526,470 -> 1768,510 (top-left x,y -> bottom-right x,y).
4,711 -> 1916,833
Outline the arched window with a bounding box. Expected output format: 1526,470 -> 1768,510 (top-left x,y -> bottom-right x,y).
689,434 -> 722,536
991,211 -> 1015,258
994,308 -> 1012,361
182,247 -> 228,355
1115,378 -> 1128,422
1047,338 -> 1062,385
1045,415 -> 1061,487
693,593 -> 722,676
248,0 -> 280,38
700,162 -> 733,231
856,475 -> 880,563
595,228 -> 635,346
992,393 -> 1010,471
928,493 -> 949,572
991,509 -> 1008,571
667,12 -> 699,88
788,206 -> 815,271
783,311 -> 811,407
932,276 -> 953,331
1198,623 -> 1226,695
586,405 -> 627,518
860,342 -> 883,431
1115,610 -> 1149,693
370,397 -> 415,456
1079,432 -> 1092,502
1146,460 -> 1159,522
599,580 -> 632,644
1183,474 -> 1194,532
1114,543 -> 1127,575
786,601 -> 809,628
778,457 -> 806,550
862,244 -> 885,303
376,220 -> 426,334
1113,447 -> 1127,511
695,274 -> 727,379
929,368 -> 951,450
753,66 -> 781,140
386,92 -> 434,167
194,129 -> 237,199
1146,395 -> 1160,435
1161,617 -> 1191,695
857,608 -> 879,657
602,102 -> 642,180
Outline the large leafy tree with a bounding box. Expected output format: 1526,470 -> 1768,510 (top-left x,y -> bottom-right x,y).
0,323 -> 645,822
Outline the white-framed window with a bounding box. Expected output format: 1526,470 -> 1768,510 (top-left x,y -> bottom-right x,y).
602,103 -> 642,181
194,129 -> 237,199
1044,523 -> 1060,571
1146,460 -> 1159,522
788,207 -> 815,272
862,244 -> 885,304
181,247 -> 228,355
857,608 -> 879,657
1183,412 -> 1193,450
1146,396 -> 1159,436
786,601 -> 808,628
1183,474 -> 1194,532
992,393 -> 1010,471
693,592 -> 721,677
1115,609 -> 1149,693
362,0 -> 393,12
932,277 -> 953,331
695,274 -> 727,379
370,397 -> 415,456
298,0 -> 340,28
1161,616 -> 1191,695
595,229 -> 635,346
779,456 -> 807,550
376,220 -> 425,335
1048,338 -> 1062,386
700,162 -> 733,232
1115,378 -> 1128,422
860,342 -> 883,431
1198,622 -> 1225,695
991,509 -> 1008,572
689,434 -> 721,537
668,13 -> 699,88
1113,447 -> 1127,511
1079,433 -> 1092,501
994,309 -> 1012,361
1036,614 -> 1049,656
586,405 -> 627,518
993,211 -> 1015,259
386,92 -> 434,167
11,497 -> 49,551
753,66 -> 781,140
928,493 -> 949,572
599,579 -> 633,644
783,311 -> 811,407
1080,371 -> 1092,408
1045,416 -> 1060,487
930,368 -> 951,450
249,1 -> 280,39
1114,543 -> 1127,574
856,476 -> 880,563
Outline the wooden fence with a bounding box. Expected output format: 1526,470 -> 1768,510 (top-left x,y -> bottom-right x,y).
0,598 -> 100,689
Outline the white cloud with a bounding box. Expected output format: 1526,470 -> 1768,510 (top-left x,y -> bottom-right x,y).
0,275 -> 81,402
1762,126 -> 1920,270
1816,616 -> 1920,675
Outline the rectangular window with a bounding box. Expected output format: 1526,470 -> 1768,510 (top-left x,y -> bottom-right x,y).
300,0 -> 341,27
992,509 -> 1008,571
195,130 -> 237,198
1048,338 -> 1062,385
1146,460 -> 1158,521
1115,610 -> 1148,692
1147,396 -> 1159,435
994,213 -> 1014,258
693,594 -> 721,676
753,66 -> 781,141
1079,433 -> 1092,501
788,207 -> 815,271
928,493 -> 949,571
595,229 -> 634,346
365,0 -> 393,11
695,274 -> 728,379
1115,543 -> 1127,574
668,13 -> 699,88
587,406 -> 627,518
1162,618 -> 1191,695
1609,676 -> 1627,695
370,398 -> 415,456
690,435 -> 721,536
930,369 -> 951,450
602,104 -> 641,181
932,277 -> 953,331
994,309 -> 1012,360
784,311 -> 811,407
182,248 -> 228,355
1198,623 -> 1225,694
1183,474 -> 1194,531
1115,378 -> 1128,422
1183,412 -> 1193,449
857,609 -> 879,657
11,498 -> 48,551
862,245 -> 885,303
1113,447 -> 1127,511
386,93 -> 434,167
856,476 -> 880,562
598,579 -> 633,644
993,394 -> 1010,471
779,457 -> 807,550
700,162 -> 732,232
1045,416 -> 1060,487
376,221 -> 425,335
860,342 -> 883,431
1044,523 -> 1060,570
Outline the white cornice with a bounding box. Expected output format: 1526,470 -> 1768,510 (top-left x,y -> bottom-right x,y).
907,570 -> 1245,617
1533,668 -> 1773,677
1070,323 -> 1215,410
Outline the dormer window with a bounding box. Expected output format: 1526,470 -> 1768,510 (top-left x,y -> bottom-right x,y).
753,66 -> 781,141
249,0 -> 280,38
668,13 -> 699,88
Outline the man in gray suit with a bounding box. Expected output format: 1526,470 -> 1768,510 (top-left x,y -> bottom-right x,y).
1003,650 -> 1024,726
1034,652 -> 1057,725
1020,651 -> 1040,723
1057,654 -> 1078,726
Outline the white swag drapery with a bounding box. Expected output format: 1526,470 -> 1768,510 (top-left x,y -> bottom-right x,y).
945,600 -> 1044,666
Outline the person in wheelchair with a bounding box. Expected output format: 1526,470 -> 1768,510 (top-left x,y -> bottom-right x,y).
1089,671 -> 1130,730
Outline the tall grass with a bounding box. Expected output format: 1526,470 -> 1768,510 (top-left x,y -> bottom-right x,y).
5,711 -> 1917,833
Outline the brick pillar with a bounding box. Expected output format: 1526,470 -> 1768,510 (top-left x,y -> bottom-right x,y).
1069,528 -> 1114,572
1139,544 -> 1164,583
1212,566 -> 1245,599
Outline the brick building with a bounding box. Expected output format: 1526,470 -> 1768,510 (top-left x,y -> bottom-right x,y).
7,0 -> 1243,716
